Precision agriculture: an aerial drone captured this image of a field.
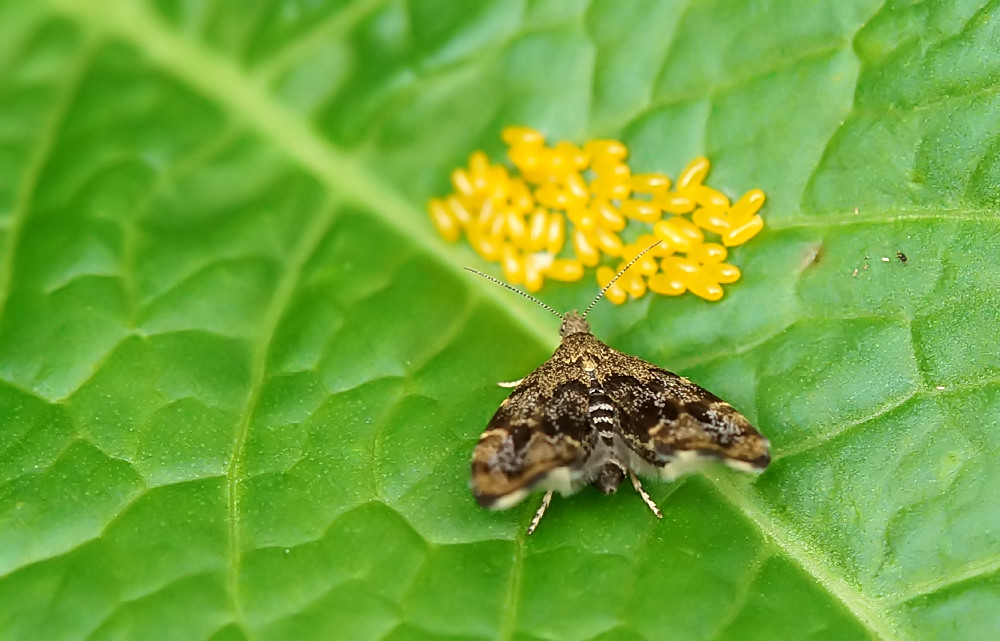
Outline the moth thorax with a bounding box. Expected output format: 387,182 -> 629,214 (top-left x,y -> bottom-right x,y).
559,312 -> 591,337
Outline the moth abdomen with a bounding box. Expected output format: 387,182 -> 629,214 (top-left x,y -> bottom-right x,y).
591,460 -> 626,495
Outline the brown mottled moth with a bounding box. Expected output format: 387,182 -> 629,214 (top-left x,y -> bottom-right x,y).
468,243 -> 770,534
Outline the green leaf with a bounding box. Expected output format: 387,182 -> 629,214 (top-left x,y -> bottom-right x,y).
1,1 -> 997,639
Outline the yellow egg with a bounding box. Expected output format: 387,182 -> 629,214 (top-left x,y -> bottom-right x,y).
723,215 -> 764,246
547,259 -> 585,281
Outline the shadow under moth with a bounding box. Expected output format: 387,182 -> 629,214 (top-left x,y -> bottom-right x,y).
468,244 -> 771,534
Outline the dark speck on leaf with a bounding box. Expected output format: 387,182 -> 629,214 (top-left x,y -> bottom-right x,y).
802,244 -> 824,269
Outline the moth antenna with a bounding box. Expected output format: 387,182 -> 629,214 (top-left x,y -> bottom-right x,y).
464,267 -> 564,319
583,240 -> 662,318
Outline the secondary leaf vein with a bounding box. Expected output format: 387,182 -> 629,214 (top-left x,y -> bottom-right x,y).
709,474 -> 903,641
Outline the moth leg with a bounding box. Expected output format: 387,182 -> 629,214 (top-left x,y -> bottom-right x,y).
526,490 -> 553,535
629,471 -> 663,519
496,378 -> 524,388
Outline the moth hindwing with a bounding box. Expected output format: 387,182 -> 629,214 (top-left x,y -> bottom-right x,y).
469,311 -> 771,534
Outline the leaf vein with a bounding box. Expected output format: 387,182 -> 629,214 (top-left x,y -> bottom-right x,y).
49,0 -> 555,349
221,199 -> 341,636
708,475 -> 903,641
0,32 -> 98,327
881,554 -> 1000,607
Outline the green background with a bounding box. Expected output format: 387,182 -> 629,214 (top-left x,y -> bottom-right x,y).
1,0 -> 999,639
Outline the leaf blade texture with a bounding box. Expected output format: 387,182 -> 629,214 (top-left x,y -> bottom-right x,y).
0,1 -> 997,640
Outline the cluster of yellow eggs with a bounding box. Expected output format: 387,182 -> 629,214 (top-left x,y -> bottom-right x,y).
427,127 -> 765,303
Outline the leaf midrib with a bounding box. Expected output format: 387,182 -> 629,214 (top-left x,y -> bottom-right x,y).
709,473 -> 898,639
48,0 -> 557,347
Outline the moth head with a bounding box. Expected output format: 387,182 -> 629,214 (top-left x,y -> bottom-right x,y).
559,312 -> 590,337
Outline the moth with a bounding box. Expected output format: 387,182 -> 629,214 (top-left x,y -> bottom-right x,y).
468,245 -> 771,534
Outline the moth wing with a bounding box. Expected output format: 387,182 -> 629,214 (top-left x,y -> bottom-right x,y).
600,355 -> 770,479
470,375 -> 597,510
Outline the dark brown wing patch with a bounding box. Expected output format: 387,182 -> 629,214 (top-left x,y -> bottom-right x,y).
470,379 -> 595,508
604,368 -> 770,472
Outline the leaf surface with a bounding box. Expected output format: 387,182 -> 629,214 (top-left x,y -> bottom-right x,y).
0,1 -> 998,640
